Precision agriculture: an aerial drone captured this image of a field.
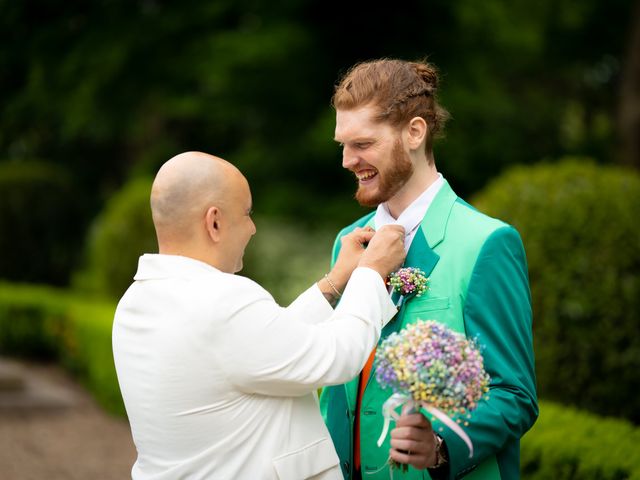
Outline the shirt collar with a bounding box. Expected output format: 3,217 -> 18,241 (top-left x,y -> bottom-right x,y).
374,173 -> 444,236
133,254 -> 221,280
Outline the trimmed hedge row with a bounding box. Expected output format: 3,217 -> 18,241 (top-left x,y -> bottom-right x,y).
0,283 -> 124,415
522,401 -> 640,479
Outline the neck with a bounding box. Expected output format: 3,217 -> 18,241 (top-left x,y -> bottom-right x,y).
386,159 -> 439,219
158,242 -> 228,272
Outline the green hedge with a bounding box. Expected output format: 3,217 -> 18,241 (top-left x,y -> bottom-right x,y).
0,282 -> 123,415
522,401 -> 640,479
473,159 -> 640,422
74,176 -> 156,299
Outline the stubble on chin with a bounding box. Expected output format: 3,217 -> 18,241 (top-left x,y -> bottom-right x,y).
354,140 -> 414,207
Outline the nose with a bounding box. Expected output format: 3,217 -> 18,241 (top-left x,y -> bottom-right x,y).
250,218 -> 257,235
342,146 -> 358,170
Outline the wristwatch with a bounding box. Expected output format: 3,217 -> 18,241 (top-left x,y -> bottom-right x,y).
433,433 -> 449,467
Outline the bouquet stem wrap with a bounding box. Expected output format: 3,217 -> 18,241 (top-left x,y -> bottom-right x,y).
376,393 -> 474,458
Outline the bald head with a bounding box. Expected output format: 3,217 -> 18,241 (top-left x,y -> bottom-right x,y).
151,151 -> 244,246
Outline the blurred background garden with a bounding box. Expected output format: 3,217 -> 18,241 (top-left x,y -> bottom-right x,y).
1,0 -> 639,478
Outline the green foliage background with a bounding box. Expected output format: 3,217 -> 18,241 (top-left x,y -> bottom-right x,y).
0,161 -> 83,285
1,0 -> 639,472
73,177 -> 156,299
1,0 -> 635,284
521,402 -> 640,479
473,159 -> 640,422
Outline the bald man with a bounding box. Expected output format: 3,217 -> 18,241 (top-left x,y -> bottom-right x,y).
112,152 -> 406,480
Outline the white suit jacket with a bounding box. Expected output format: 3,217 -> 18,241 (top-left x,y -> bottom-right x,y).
112,254 -> 397,480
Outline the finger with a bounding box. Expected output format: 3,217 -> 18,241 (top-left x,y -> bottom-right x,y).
389,448 -> 426,468
390,438 -> 424,454
389,448 -> 412,465
390,426 -> 432,441
352,230 -> 375,244
343,229 -> 361,240
342,229 -> 371,245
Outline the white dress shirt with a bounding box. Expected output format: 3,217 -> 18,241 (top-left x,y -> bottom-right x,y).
112,254 -> 397,480
374,173 -> 444,250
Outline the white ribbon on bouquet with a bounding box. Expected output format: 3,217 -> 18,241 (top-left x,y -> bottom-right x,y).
376,392 -> 474,459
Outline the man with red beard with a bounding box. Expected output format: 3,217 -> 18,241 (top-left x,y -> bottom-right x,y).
319,59 -> 538,480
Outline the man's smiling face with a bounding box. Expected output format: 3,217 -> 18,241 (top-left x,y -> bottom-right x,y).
335,105 -> 414,207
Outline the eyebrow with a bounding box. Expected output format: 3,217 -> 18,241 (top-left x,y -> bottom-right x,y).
333,136 -> 374,143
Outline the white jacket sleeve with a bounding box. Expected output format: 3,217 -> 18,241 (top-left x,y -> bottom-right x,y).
282,282 -> 335,325
215,267 -> 397,397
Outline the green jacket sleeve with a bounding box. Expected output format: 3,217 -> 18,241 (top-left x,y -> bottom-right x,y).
442,226 -> 538,479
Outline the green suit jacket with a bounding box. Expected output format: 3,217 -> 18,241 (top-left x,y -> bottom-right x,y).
319,181 -> 538,480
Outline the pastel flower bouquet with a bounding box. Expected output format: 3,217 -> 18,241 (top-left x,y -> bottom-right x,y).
374,319 -> 490,470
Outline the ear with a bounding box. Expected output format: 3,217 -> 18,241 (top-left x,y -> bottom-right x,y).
205,206 -> 222,243
405,116 -> 428,150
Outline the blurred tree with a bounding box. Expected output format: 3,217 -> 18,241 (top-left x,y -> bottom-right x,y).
303,0 -> 636,194
619,1 -> 640,168
0,161 -> 82,285
0,0 -> 637,284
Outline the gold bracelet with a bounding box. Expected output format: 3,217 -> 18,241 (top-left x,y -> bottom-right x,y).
324,274 -> 342,298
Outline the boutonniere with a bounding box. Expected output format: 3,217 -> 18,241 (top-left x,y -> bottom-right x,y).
387,267 -> 429,308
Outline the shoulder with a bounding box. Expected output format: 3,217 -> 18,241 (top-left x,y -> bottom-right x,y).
450,197 -> 511,239
445,197 -> 525,264
212,271 -> 272,297
452,198 -> 524,244
197,271 -> 276,312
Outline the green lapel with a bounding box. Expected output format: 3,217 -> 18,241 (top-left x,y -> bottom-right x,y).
375,179 -> 458,338
384,227 -> 440,335
420,179 -> 458,249
361,180 -> 458,402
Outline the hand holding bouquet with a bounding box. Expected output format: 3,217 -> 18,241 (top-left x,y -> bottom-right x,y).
375,320 -> 490,467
